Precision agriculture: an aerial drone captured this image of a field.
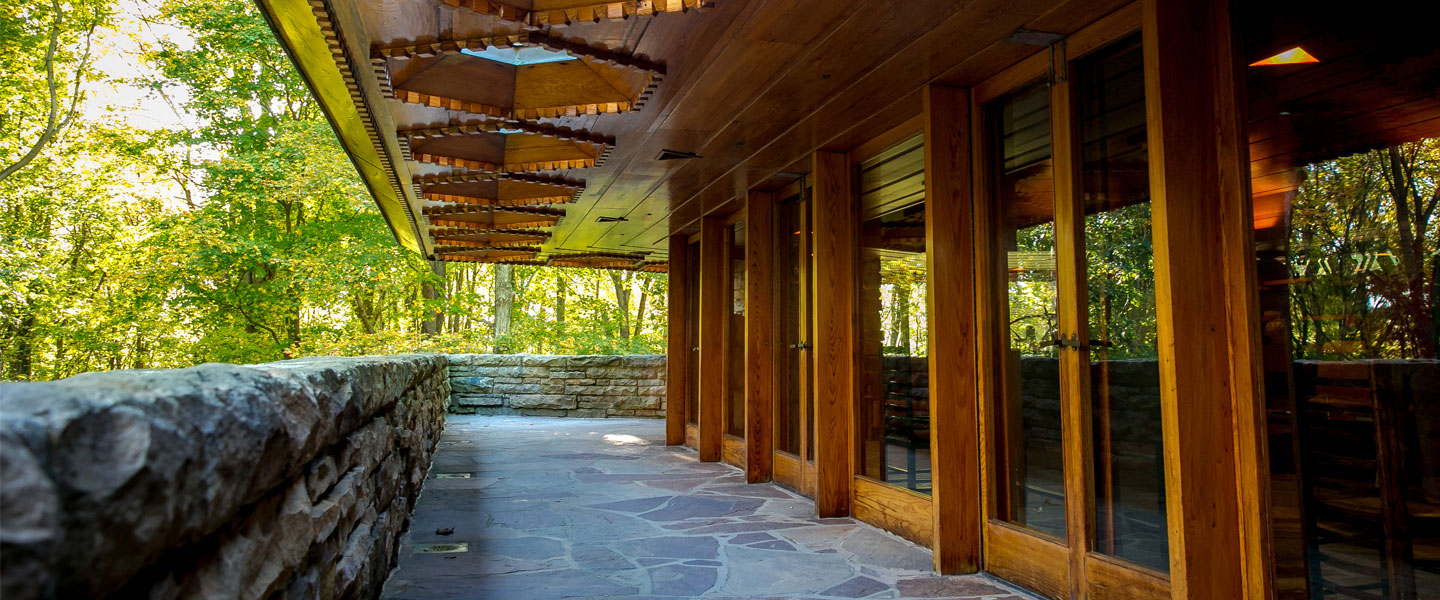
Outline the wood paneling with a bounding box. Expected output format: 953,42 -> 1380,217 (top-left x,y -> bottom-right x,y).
853,476 -> 935,546
921,84 -> 981,574
1142,0 -> 1261,597
685,422 -> 699,449
745,190 -> 775,483
722,434 -> 746,468
811,150 -> 856,518
666,233 -> 689,445
984,523 -> 1071,600
698,216 -> 727,461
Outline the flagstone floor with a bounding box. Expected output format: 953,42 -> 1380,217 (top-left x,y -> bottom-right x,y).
381,415 -> 1035,600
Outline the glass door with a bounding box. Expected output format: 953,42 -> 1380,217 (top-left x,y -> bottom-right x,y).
773,183 -> 816,496
979,32 -> 1170,599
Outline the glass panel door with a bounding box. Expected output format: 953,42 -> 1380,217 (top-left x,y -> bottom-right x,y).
990,80 -> 1068,538
774,188 -> 815,495
1076,35 -> 1168,573
980,29 -> 1170,599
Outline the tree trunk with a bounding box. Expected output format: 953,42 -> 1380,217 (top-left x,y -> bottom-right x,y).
493,263 -> 515,352
634,276 -> 649,338
556,273 -> 567,324
610,271 -> 631,340
421,260 -> 445,334
1384,147 -> 1436,357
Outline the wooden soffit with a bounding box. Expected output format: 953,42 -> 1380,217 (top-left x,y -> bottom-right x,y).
401,120 -> 614,173
422,204 -> 565,230
374,32 -> 663,120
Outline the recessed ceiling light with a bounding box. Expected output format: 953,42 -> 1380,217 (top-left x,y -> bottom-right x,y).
1250,47 -> 1319,66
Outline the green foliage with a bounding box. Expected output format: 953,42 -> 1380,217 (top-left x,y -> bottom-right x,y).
1288,141 -> 1438,359
0,0 -> 667,381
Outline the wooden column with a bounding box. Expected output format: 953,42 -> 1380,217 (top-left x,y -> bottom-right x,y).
1142,0 -> 1269,597
745,191 -> 776,483
666,234 -> 690,445
698,216 -> 727,462
922,85 -> 981,574
812,151 -> 856,517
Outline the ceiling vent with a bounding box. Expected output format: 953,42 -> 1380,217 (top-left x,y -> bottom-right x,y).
596,216 -> 629,223
1006,28 -> 1064,46
657,149 -> 702,161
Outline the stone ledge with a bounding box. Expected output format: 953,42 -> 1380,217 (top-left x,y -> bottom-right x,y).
445,354 -> 666,419
0,354 -> 450,600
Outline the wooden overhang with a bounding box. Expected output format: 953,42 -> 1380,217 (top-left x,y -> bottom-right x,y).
258,0 -> 1440,267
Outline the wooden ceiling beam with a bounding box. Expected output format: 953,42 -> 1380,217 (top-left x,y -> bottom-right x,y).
440,0 -> 709,27
422,191 -> 578,207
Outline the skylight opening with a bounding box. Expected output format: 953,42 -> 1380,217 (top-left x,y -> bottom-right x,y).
1250,46 -> 1319,66
460,45 -> 578,66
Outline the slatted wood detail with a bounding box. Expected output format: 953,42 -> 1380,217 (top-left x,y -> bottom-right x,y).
442,0 -> 707,27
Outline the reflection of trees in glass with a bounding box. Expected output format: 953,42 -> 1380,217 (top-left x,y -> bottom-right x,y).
1010,223 -> 1059,357
1085,202 -> 1156,360
1289,139 -> 1438,360
879,258 -> 926,357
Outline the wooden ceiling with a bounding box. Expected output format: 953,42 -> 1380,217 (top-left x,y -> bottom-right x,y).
271,0 -> 1138,267
271,0 -> 1440,268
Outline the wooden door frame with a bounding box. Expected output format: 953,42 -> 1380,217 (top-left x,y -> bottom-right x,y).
970,4 -> 1184,598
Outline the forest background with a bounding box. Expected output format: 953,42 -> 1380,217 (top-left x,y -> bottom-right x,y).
1,0 -> 667,381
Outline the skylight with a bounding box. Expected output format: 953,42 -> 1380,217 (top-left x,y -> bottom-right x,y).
1250,47 -> 1319,66
460,45 -> 578,66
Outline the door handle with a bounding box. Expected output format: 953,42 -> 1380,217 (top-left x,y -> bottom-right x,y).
789,342 -> 809,350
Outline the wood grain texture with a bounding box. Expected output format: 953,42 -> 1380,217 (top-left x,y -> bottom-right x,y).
745,190 -> 776,483
1049,65 -> 1094,600
1142,0 -> 1253,597
698,216 -> 727,462
852,476 -> 935,547
921,85 -> 981,575
722,434 -> 746,468
811,150 -> 856,518
666,233 -> 690,445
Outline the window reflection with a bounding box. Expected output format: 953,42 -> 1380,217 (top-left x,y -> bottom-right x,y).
857,134 -> 932,494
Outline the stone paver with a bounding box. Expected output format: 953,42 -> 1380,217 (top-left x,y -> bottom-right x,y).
382,416 -> 1036,599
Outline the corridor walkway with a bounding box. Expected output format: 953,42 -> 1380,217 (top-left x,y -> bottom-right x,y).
381,416 -> 1032,599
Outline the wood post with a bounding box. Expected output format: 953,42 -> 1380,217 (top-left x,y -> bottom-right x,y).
812,150 -> 856,517
698,216 -> 727,462
1142,0 -> 1269,597
666,234 -> 690,445
745,191 -> 776,483
922,85 -> 981,574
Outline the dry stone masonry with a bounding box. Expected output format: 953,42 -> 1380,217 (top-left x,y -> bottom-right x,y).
0,355 -> 449,600
447,354 -> 666,418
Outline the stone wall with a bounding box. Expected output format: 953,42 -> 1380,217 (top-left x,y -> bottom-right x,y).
447,354 -> 666,418
0,355 -> 450,600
